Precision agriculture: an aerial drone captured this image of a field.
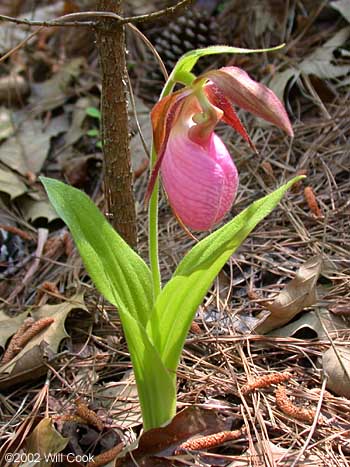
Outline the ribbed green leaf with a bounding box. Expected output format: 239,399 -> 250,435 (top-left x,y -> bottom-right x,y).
148,177 -> 304,370
119,310 -> 176,431
41,177 -> 153,326
42,178 -> 176,430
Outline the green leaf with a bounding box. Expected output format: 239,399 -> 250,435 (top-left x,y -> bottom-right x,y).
86,106 -> 101,119
147,176 -> 304,370
41,177 -> 153,327
120,311 -> 176,431
87,128 -> 100,137
169,44 -> 285,84
41,178 -> 176,431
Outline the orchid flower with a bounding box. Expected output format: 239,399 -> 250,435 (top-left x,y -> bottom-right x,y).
147,66 -> 293,231
42,45 -> 302,433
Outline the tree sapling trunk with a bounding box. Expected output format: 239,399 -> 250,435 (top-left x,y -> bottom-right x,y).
96,0 -> 138,249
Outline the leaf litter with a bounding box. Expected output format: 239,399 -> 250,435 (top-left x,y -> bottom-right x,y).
255,255 -> 333,334
0,0 -> 350,466
26,418 -> 69,467
0,294 -> 86,389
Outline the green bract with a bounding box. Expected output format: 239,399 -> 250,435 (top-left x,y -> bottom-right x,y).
168,44 -> 285,87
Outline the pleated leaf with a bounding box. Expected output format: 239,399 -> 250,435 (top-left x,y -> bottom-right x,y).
147,177 -> 304,370
41,177 -> 153,327
41,177 -> 176,430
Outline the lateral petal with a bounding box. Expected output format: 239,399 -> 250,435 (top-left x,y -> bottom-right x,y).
204,83 -> 256,152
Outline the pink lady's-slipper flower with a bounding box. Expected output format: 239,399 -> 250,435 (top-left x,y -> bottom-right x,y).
147,66 -> 293,231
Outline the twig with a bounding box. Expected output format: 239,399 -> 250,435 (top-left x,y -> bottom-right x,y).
21,228 -> 48,284
0,253 -> 33,280
0,0 -> 194,66
35,281 -> 61,305
7,228 -> 48,301
127,23 -> 168,82
0,0 -> 195,29
126,70 -> 151,161
122,0 -> 195,24
0,28 -> 43,64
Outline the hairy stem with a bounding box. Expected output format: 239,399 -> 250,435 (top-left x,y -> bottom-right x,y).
148,78 -> 177,298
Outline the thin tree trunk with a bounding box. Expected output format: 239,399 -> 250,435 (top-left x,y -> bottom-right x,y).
96,0 -> 138,249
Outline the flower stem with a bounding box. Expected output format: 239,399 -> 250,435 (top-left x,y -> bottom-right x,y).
148,78 -> 177,299
148,144 -> 161,299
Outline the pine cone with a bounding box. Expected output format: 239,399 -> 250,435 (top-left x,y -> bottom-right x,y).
130,3 -> 221,103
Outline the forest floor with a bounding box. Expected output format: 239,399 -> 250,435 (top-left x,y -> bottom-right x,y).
0,1 -> 349,466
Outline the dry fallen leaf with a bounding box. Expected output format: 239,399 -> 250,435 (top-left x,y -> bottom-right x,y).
268,68 -> 300,102
0,309 -> 29,350
29,58 -> 85,113
21,193 -> 59,223
330,0 -> 350,23
255,256 -> 327,334
0,116 -> 68,176
0,107 -> 15,140
0,167 -> 27,199
0,294 -> 87,389
26,417 -> 69,467
323,346 -> 350,399
0,2 -> 65,54
299,27 -> 350,79
115,406 -> 229,467
96,370 -> 142,429
269,308 -> 348,339
63,97 -> 94,147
